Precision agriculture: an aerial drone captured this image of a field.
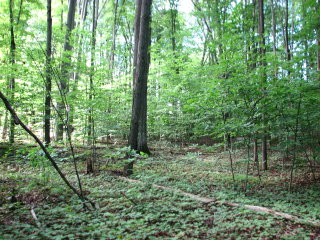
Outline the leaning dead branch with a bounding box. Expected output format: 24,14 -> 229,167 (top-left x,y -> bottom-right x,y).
0,91 -> 95,209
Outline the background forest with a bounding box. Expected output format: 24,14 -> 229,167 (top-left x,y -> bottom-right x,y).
0,0 -> 319,165
0,0 -> 320,239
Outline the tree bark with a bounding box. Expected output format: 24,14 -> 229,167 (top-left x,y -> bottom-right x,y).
284,0 -> 291,67
9,0 -> 16,144
258,0 -> 268,170
270,0 -> 276,57
132,0 -> 142,86
316,0 -> 320,74
87,0 -> 99,174
56,0 -> 77,141
109,0 -> 119,80
44,0 -> 52,145
128,0 -> 152,155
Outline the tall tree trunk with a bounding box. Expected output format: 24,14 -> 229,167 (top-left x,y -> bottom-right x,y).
128,0 -> 152,156
301,0 -> 310,79
258,0 -> 268,170
9,0 -> 16,144
270,0 -> 276,56
44,0 -> 52,145
214,0 -> 223,57
56,0 -> 77,141
270,0 -> 278,77
132,0 -> 142,86
284,0 -> 291,70
87,0 -> 99,174
69,0 -> 89,134
60,0 -> 64,30
317,0 -> 320,74
109,0 -> 119,80
169,0 -> 179,73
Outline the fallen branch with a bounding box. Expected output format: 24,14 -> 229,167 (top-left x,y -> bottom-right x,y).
31,207 -> 41,228
117,176 -> 320,228
0,91 -> 95,209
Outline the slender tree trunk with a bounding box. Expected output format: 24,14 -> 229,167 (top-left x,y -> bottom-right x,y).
60,0 -> 64,30
2,110 -> 8,140
253,137 -> 258,163
56,0 -> 77,141
9,0 -> 16,144
270,0 -> 278,77
270,0 -> 276,56
109,0 -> 119,79
284,0 -> 291,69
44,0 -> 52,145
258,0 -> 268,170
301,0 -> 310,79
69,0 -> 89,134
316,0 -> 320,74
128,0 -> 152,156
169,0 -> 179,73
87,0 -> 99,174
132,0 -> 142,86
214,0 -> 223,57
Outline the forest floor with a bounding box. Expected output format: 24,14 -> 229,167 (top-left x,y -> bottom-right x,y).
0,141 -> 320,239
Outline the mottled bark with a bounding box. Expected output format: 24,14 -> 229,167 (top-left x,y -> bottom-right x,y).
129,0 -> 152,155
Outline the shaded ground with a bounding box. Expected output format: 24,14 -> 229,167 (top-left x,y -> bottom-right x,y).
0,142 -> 319,239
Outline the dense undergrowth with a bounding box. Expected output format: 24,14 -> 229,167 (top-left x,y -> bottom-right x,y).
0,143 -> 319,239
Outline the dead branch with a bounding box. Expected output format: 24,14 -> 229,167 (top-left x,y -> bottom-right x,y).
0,91 -> 95,209
117,176 -> 320,228
30,207 -> 41,228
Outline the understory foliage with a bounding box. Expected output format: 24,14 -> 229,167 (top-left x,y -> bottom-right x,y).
0,146 -> 319,239
0,0 -> 320,238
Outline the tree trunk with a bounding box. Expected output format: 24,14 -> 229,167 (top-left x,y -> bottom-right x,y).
69,0 -> 89,135
128,0 -> 152,157
2,110 -> 8,140
56,0 -> 77,141
132,0 -> 142,86
87,0 -> 99,174
284,0 -> 291,67
270,0 -> 276,56
253,137 -> 258,163
169,0 -> 179,73
9,0 -> 16,144
317,0 -> 320,74
44,0 -> 52,146
270,0 -> 278,77
109,0 -> 119,80
258,0 -> 268,170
